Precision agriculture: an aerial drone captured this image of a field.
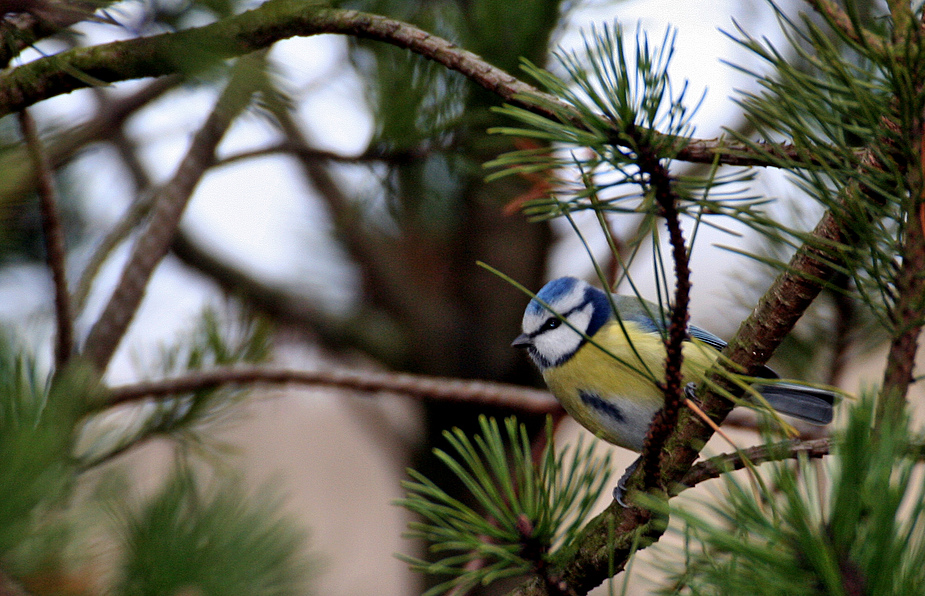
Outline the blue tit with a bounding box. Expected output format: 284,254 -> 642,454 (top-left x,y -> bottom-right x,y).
512,276 -> 835,455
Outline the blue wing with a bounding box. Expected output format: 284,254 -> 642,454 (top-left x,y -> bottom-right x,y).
688,324 -> 727,351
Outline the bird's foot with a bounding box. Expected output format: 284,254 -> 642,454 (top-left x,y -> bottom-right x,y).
612,456 -> 641,508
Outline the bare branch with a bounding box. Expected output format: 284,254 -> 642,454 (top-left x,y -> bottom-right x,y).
82,55 -> 263,372
18,109 -> 73,368
675,438 -> 831,493
104,365 -> 558,413
214,141 -> 426,168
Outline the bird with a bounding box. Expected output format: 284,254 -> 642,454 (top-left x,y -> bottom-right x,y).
512,276 -> 835,502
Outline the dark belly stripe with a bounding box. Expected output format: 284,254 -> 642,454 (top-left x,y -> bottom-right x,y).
579,390 -> 625,423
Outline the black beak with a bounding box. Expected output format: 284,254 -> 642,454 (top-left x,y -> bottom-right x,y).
511,333 -> 532,348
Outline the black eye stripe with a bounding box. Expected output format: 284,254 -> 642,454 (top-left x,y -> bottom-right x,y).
528,303 -> 588,339
542,318 -> 561,330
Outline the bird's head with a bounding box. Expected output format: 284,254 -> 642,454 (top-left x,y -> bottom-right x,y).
512,277 -> 611,370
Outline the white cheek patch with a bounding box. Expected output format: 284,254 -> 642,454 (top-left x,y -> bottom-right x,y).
531,302 -> 595,367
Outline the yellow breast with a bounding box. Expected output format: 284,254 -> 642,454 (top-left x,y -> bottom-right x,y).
542,320 -> 720,450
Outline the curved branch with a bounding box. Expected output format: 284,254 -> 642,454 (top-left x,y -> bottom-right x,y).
0,1 -> 818,169
104,365 -> 558,413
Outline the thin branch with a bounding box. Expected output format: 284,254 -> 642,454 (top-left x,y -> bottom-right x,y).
18,109 -> 73,368
82,55 -> 264,372
0,2 -> 839,170
0,75 -> 181,209
72,191 -> 155,314
104,365 -> 558,413
257,85 -> 419,320
636,144 -> 692,499
213,141 -> 427,168
675,438 -> 831,493
71,84 -> 171,313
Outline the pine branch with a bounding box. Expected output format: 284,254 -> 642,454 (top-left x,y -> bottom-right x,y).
18,109 -> 73,368
81,56 -> 262,372
0,2 -> 838,170
675,438 -> 831,493
804,0 -> 887,54
103,365 -> 558,413
876,199 -> 925,427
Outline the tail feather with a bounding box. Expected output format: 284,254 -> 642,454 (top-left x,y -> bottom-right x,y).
754,383 -> 836,425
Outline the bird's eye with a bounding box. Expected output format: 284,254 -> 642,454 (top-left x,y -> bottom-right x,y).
541,318 -> 562,331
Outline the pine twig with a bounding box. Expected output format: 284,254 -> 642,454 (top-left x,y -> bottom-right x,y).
18,109 -> 74,368
104,365 -> 558,413
82,56 -> 263,372
675,438 -> 831,494
213,141 -> 426,168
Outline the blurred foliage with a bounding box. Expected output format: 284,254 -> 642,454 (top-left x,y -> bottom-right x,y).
76,306 -> 274,470
154,305 -> 274,373
0,343 -> 91,557
0,311 -> 311,593
112,464 -> 311,596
